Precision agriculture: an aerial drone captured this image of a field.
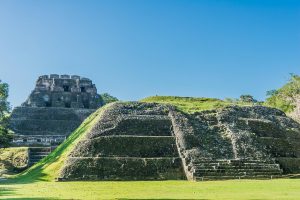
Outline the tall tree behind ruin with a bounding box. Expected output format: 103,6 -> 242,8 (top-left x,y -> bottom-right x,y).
0,80 -> 12,147
266,74 -> 300,122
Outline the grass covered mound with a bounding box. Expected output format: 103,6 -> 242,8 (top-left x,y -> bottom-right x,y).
0,147 -> 28,175
7,104 -> 112,183
141,96 -> 251,113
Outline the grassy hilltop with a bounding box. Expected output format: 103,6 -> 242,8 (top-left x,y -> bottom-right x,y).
141,96 -> 252,113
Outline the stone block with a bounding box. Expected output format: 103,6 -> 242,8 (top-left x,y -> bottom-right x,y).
50,74 -> 59,79
71,75 -> 80,80
70,136 -> 178,158
61,74 -> 70,79
59,157 -> 184,180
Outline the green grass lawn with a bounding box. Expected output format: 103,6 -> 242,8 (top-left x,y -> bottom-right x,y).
1,179 -> 300,199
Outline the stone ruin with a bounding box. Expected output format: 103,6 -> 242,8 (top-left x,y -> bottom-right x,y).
9,74 -> 104,164
22,74 -> 102,109
59,102 -> 300,181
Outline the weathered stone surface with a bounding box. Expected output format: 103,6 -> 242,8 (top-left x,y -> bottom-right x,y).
61,157 -> 183,181
22,74 -> 103,109
9,75 -> 103,148
59,102 -> 184,181
169,106 -> 300,179
70,136 -> 178,158
59,102 -> 300,181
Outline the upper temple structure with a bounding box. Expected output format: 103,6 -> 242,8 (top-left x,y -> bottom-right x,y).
22,74 -> 102,109
9,74 -> 104,164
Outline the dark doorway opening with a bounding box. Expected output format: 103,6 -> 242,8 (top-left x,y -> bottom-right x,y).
83,101 -> 89,109
63,85 -> 70,92
45,102 -> 52,107
65,102 -> 71,108
80,87 -> 86,92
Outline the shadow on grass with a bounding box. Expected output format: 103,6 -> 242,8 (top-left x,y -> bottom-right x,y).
0,186 -> 76,200
0,187 -> 16,196
0,198 -> 73,200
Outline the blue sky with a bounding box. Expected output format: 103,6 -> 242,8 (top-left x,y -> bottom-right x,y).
0,0 -> 299,107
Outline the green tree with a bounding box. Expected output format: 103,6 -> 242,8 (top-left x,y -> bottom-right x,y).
265,74 -> 300,113
0,80 -> 12,147
239,94 -> 257,103
100,93 -> 118,104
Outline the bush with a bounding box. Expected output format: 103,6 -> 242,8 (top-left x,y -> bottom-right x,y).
265,74 -> 300,113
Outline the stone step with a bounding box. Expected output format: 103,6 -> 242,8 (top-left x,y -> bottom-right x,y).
10,107 -> 93,121
29,159 -> 43,163
29,152 -> 51,156
28,147 -> 52,165
29,147 -> 51,153
194,170 -> 282,176
71,136 -> 178,158
193,163 -> 280,169
29,155 -> 48,160
194,175 -> 282,181
59,157 -> 184,181
192,159 -> 273,165
194,168 -> 282,173
11,119 -> 80,134
98,116 -> 173,137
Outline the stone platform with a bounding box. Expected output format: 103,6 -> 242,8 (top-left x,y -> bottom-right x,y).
59,102 -> 300,181
59,103 -> 185,180
10,107 -> 95,146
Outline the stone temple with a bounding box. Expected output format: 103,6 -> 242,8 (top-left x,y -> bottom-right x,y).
22,74 -> 102,109
59,102 -> 300,181
9,74 -> 103,164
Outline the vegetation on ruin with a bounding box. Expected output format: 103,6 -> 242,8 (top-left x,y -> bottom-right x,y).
100,93 -> 119,104
265,74 -> 300,113
0,147 -> 28,175
141,96 -> 254,113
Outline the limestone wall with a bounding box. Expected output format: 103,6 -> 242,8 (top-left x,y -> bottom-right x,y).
10,107 -> 95,146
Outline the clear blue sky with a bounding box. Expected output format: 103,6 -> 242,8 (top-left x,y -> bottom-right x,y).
0,0 -> 299,107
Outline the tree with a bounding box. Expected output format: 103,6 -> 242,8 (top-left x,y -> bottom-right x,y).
239,94 -> 257,103
100,93 -> 119,104
0,80 -> 12,147
265,74 -> 300,121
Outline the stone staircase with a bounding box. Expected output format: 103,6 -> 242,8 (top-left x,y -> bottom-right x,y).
191,159 -> 283,181
59,114 -> 185,180
28,147 -> 53,166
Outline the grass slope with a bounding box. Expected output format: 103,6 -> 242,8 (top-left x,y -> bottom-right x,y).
141,96 -> 251,113
7,104 -> 111,183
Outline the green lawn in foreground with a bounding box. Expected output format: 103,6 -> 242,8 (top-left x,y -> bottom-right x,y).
0,179 -> 300,199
